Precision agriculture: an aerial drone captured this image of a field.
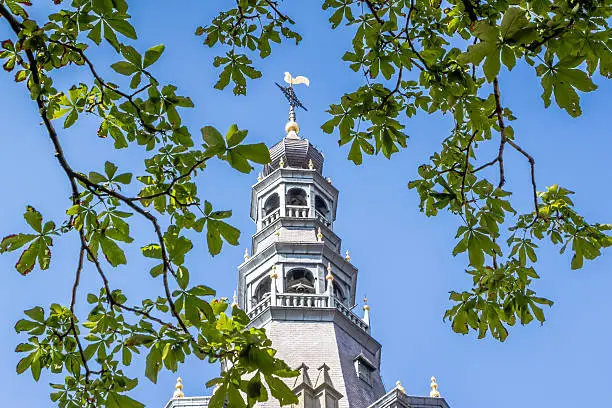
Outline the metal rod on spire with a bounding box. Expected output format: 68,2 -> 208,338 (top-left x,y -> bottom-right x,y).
276,72 -> 310,136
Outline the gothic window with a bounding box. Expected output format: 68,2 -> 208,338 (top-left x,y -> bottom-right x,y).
354,354 -> 376,387
262,193 -> 280,217
253,276 -> 271,305
315,195 -> 330,217
285,268 -> 315,294
286,188 -> 307,206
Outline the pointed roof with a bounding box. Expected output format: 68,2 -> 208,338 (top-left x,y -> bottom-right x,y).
292,363 -> 313,390
264,135 -> 324,176
314,363 -> 335,389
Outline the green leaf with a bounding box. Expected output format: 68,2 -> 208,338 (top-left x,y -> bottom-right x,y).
24,306 -> 45,322
201,126 -> 226,154
100,237 -> 127,266
16,240 -> 39,275
107,18 -> 138,39
144,44 -> 165,68
121,45 -> 142,67
500,8 -> 528,41
24,206 -> 43,233
0,234 -> 36,253
111,61 -> 139,76
225,124 -> 248,147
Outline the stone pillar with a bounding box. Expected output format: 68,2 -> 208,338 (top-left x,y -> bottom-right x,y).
270,266 -> 278,306
325,262 -> 334,307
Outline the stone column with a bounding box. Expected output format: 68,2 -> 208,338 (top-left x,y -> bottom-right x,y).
270,265 -> 278,307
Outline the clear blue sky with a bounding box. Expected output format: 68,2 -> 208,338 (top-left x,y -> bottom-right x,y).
0,2 -> 610,407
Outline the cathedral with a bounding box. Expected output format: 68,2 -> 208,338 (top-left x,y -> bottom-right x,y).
163,102 -> 452,408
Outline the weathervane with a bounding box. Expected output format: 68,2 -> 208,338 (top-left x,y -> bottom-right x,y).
276,72 -> 310,125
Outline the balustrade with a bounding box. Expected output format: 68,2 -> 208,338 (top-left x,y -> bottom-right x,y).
261,208 -> 280,227
285,205 -> 310,218
246,292 -> 369,332
315,210 -> 331,226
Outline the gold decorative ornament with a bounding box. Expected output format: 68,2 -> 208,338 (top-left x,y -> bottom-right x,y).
279,156 -> 285,168
345,250 -> 351,262
396,380 -> 405,394
257,172 -> 263,182
326,262 -> 334,281
308,159 -> 314,170
244,248 -> 249,262
363,297 -> 370,311
270,265 -> 278,280
430,376 -> 441,398
285,119 -> 300,135
317,227 -> 323,242
173,377 -> 185,398
327,177 -> 332,184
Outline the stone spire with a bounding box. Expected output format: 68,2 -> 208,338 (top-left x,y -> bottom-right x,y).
313,364 -> 343,408
293,363 -> 313,389
363,297 -> 370,327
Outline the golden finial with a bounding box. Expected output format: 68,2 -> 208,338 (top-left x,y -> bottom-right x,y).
279,156 -> 285,168
317,227 -> 323,242
396,380 -> 405,394
326,262 -> 334,281
430,376 -> 441,398
275,228 -> 281,240
232,291 -> 238,307
285,119 -> 300,136
363,297 -> 370,311
270,265 -> 278,279
327,177 -> 332,184
173,377 -> 185,398
308,159 -> 314,170
257,172 -> 263,182
345,250 -> 351,262
244,248 -> 250,262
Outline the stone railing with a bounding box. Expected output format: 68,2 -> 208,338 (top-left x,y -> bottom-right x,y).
285,205 -> 309,218
333,298 -> 369,332
315,209 -> 331,226
247,292 -> 369,332
261,208 -> 280,227
249,296 -> 271,318
276,293 -> 330,308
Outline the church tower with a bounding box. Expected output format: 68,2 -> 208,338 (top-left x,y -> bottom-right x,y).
164,87 -> 452,408
238,112 -> 383,408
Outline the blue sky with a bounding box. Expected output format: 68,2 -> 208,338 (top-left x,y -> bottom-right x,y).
0,2 -> 610,407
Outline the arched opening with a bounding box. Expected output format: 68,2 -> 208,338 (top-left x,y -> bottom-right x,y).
286,188 -> 307,206
263,193 -> 280,217
285,268 -> 315,294
315,195 -> 330,217
252,276 -> 271,306
333,282 -> 347,305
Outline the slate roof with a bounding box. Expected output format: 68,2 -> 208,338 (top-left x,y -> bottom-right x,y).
263,135 -> 324,176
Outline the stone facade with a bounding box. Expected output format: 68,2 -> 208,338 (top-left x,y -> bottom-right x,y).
164,122 -> 453,408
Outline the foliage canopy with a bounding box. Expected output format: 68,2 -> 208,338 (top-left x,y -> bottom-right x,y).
0,0 -> 610,407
